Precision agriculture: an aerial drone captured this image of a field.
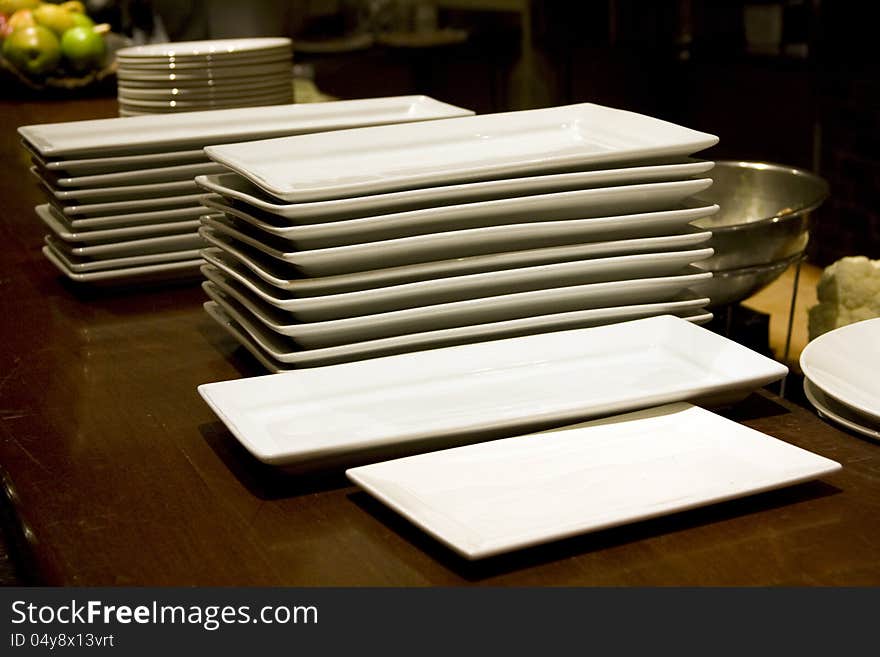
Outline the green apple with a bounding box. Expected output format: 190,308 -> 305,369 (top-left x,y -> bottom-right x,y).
33,2 -> 77,36
60,24 -> 104,71
2,24 -> 61,75
69,12 -> 94,29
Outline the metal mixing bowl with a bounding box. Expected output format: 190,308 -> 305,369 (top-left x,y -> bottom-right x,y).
689,160 -> 829,307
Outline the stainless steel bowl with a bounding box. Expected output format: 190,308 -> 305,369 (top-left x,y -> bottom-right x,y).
690,160 -> 829,307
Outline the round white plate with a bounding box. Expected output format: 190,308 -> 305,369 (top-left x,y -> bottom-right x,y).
116,38 -> 291,59
800,317 -> 880,423
117,53 -> 291,71
118,94 -> 293,112
117,75 -> 292,91
117,82 -> 292,101
117,62 -> 291,82
803,377 -> 880,440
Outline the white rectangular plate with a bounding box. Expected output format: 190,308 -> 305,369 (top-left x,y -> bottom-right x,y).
198,315 -> 787,467
43,245 -> 203,283
201,178 -> 712,249
53,202 -> 208,229
346,403 -> 841,559
203,296 -> 711,372
18,95 -> 473,157
204,103 -> 718,201
43,161 -> 227,188
201,244 -> 713,322
25,144 -> 209,176
45,231 -> 205,259
194,160 -> 715,222
57,193 -> 211,217
35,167 -> 200,202
201,227 -> 712,296
200,204 -> 719,276
44,240 -> 201,273
36,204 -> 200,243
203,264 -> 711,347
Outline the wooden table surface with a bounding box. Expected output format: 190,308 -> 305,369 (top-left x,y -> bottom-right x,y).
1,96 -> 878,586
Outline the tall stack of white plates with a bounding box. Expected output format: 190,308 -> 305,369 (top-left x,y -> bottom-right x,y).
115,38 -> 295,117
18,96 -> 474,286
800,318 -> 880,440
195,102 -> 723,370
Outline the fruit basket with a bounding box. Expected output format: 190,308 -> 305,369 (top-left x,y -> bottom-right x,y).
0,0 -> 129,96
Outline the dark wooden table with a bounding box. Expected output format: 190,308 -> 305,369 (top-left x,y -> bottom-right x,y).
1,96 -> 878,586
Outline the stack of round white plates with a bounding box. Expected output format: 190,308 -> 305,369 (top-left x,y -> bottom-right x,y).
194,102 -> 723,370
800,318 -> 880,440
115,38 -> 294,116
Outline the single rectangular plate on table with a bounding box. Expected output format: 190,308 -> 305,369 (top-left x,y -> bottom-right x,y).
346,403 -> 841,560
202,296 -> 712,372
198,315 -> 788,468
205,103 -> 718,202
200,227 -> 712,296
200,204 -> 719,276
18,95 -> 473,158
194,160 -> 715,222
200,178 -> 712,249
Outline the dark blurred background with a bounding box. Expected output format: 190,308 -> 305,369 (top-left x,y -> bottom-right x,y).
89,0 -> 878,267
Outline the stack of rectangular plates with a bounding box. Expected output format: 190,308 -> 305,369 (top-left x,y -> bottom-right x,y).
18,96 -> 473,285
196,102 -> 722,370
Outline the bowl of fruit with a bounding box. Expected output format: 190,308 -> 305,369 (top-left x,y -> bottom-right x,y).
0,0 -> 126,93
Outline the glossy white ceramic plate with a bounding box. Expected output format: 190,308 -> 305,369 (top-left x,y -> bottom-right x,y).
200,204 -> 718,277
118,89 -> 294,108
46,231 -> 205,259
43,245 -> 203,283
36,204 -> 200,243
116,51 -> 292,70
200,227 -> 712,296
24,142 -> 209,175
803,377 -> 880,441
799,318 -> 880,423
202,179 -> 712,249
116,62 -> 292,82
204,291 -> 712,374
194,161 -> 715,222
346,403 -> 840,559
57,193 -> 211,217
201,243 -> 713,321
19,95 -> 473,157
198,315 -> 788,467
53,202 -> 208,229
116,75 -> 294,91
116,37 -> 292,59
43,161 -> 226,188
118,81 -> 293,101
35,168 -> 200,202
44,240 -> 201,273
202,265 -> 712,348
204,103 -> 718,202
